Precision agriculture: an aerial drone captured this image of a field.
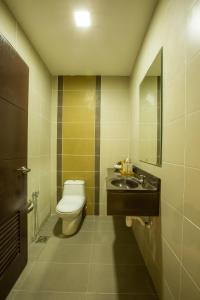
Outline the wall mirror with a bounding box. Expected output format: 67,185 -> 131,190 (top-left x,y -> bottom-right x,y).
139,49 -> 162,166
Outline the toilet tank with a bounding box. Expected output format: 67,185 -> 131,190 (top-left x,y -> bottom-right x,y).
63,180 -> 85,197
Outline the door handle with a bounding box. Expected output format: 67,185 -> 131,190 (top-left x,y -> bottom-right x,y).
16,166 -> 31,174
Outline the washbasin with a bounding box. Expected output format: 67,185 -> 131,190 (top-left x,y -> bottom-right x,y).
111,178 -> 138,189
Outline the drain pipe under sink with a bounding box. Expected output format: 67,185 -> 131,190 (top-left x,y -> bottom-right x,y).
126,216 -> 152,229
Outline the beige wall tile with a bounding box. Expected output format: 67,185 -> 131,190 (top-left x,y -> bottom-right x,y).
164,73 -> 185,123
184,167 -> 200,227
162,163 -> 184,212
187,53 -> 200,114
163,118 -> 185,165
162,240 -> 181,300
62,139 -> 95,155
180,268 -> 200,300
182,218 -> 200,287
186,112 -> 200,169
129,0 -> 200,297
186,1 -> 200,61
62,155 -> 95,172
101,122 -> 129,140
161,202 -> 183,259
101,76 -> 129,90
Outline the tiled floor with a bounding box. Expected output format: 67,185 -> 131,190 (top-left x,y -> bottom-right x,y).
7,215 -> 158,300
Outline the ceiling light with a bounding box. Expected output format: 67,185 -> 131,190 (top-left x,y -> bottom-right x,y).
74,10 -> 91,28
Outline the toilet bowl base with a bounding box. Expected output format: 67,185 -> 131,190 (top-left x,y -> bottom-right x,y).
62,211 -> 82,235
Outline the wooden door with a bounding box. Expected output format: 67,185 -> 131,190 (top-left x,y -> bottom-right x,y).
0,34 -> 29,299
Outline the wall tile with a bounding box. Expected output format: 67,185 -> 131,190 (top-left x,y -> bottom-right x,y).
162,118 -> 185,165
187,53 -> 200,113
62,139 -> 94,155
182,218 -> 200,287
186,111 -> 200,169
62,106 -> 95,123
62,90 -> 96,107
161,202 -> 183,259
63,76 -> 96,91
180,268 -> 200,300
162,240 -> 181,300
184,167 -> 200,227
62,155 -> 95,172
62,123 -> 95,139
62,171 -> 95,187
162,163 -> 184,212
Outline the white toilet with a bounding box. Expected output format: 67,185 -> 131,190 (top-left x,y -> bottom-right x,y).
56,180 -> 86,235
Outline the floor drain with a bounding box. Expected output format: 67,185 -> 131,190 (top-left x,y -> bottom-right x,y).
35,236 -> 50,243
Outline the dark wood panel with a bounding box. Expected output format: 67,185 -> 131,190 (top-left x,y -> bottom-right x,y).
0,158 -> 27,222
0,33 -> 29,299
0,97 -> 27,159
0,209 -> 27,300
0,35 -> 29,110
107,191 -> 159,216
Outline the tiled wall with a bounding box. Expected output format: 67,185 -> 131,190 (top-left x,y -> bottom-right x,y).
57,76 -> 99,215
0,2 -> 55,243
129,0 -> 200,298
100,76 -> 130,215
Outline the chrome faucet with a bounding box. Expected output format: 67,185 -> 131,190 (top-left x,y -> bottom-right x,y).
134,174 -> 146,184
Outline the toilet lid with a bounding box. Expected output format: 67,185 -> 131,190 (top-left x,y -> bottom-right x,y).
56,195 -> 85,213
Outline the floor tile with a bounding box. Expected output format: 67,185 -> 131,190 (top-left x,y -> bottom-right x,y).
47,231 -> 94,245
94,220 -> 128,232
38,243 -> 92,263
12,262 -> 35,290
80,217 -> 96,232
91,244 -> 144,265
88,264 -> 156,294
28,242 -> 46,262
86,294 -> 158,300
94,230 -> 137,245
19,262 -> 90,292
12,291 -> 85,300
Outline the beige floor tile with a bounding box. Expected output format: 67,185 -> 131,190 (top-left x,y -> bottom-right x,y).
19,262 -> 89,292
38,243 -> 92,263
88,264 -> 156,294
12,291 -> 85,300
86,294 -> 158,300
94,230 -> 137,245
91,244 -> 144,265
47,231 -> 94,245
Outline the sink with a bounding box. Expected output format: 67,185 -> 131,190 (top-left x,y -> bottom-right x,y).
111,178 -> 138,189
106,167 -> 160,216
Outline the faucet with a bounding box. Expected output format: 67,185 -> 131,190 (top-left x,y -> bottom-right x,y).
134,174 -> 146,184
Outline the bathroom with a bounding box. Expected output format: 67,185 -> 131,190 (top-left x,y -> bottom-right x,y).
0,0 -> 200,299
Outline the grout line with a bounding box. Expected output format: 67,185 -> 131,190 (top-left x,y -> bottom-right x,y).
183,215 -> 200,231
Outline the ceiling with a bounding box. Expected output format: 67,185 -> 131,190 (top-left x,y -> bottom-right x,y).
5,0 -> 158,76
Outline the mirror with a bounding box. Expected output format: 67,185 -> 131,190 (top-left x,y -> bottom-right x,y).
139,49 -> 162,166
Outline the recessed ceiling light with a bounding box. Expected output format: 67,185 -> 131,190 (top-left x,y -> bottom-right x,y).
74,10 -> 91,28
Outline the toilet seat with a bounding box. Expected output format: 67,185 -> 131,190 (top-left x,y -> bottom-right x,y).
56,195 -> 85,214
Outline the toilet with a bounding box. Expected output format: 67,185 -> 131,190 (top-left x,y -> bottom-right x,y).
56,180 -> 86,235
